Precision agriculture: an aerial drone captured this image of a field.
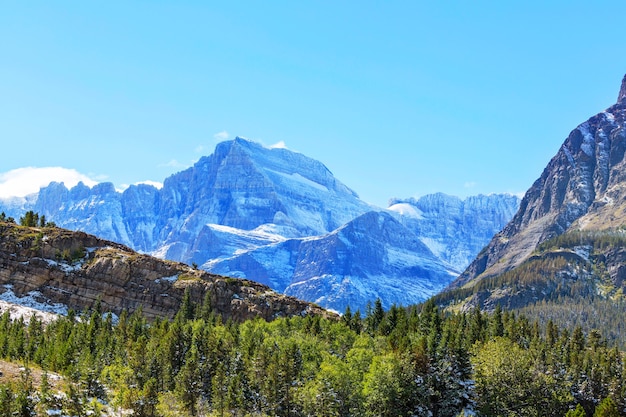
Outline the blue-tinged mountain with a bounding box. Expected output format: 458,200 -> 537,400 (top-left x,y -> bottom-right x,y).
208,196 -> 519,312
388,193 -> 521,272
153,138 -> 373,263
208,211 -> 458,312
0,137 -> 519,311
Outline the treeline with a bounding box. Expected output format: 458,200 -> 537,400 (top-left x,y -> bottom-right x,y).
0,210 -> 55,228
433,228 -> 626,347
0,296 -> 622,416
433,254 -> 588,307
536,229 -> 626,253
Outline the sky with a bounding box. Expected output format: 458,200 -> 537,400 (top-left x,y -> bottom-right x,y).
1,2 -> 626,207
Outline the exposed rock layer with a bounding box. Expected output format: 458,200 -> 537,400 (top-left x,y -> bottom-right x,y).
0,223 -> 332,321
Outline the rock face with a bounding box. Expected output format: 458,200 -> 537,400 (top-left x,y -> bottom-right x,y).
0,222 -> 331,322
0,138 -> 519,311
451,74 -> 626,290
24,138 -> 372,255
388,193 -> 520,272
209,211 -> 458,312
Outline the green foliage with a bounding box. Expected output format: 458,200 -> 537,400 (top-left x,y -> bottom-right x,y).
0,297 -> 620,416
19,210 -> 55,228
594,397 -> 620,417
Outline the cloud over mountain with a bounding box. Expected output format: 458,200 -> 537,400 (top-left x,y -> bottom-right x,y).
0,167 -> 98,198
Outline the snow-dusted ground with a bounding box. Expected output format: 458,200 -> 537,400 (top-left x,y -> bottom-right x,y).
0,285 -> 68,323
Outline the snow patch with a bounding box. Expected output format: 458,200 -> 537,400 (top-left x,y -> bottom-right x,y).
572,245 -> 592,262
419,237 -> 446,259
578,122 -> 595,157
45,258 -> 84,273
155,275 -> 178,284
563,146 -> 576,167
0,285 -> 68,322
387,203 -> 424,219
266,169 -> 329,192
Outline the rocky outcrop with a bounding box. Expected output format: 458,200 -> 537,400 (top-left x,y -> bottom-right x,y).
450,74 -> 626,290
0,222 -> 332,321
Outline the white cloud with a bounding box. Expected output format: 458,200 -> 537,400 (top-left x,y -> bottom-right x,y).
0,167 -> 98,199
464,181 -> 477,189
269,140 -> 287,149
214,130 -> 229,141
135,180 -> 163,189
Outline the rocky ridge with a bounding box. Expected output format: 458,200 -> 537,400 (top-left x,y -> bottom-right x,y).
0,221 -> 331,322
452,74 -> 626,290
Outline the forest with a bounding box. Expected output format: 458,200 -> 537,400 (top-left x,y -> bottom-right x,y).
0,292 -> 622,417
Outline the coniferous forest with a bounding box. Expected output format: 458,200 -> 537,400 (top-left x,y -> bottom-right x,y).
0,294 -> 623,417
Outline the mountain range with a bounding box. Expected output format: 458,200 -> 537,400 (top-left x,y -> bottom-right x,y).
0,138 -> 519,312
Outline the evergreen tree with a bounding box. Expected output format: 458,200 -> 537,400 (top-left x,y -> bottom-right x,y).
0,385 -> 13,417
593,397 -> 619,417
175,345 -> 201,416
19,211 -> 39,227
366,298 -> 385,334
565,404 -> 586,417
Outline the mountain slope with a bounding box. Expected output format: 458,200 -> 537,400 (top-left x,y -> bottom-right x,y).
388,193 -> 520,272
208,211 -> 458,312
154,138 -> 373,263
437,75 -> 626,340
452,74 -> 626,290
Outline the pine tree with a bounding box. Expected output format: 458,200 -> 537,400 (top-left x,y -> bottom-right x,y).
0,385 -> 13,416
175,345 -> 201,416
594,397 -> 619,417
366,298 -> 384,334
565,404 -> 586,417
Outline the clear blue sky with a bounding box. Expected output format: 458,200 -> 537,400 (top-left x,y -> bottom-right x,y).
1,1 -> 625,206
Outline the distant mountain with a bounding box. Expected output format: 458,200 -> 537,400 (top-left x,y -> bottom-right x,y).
388,193 -> 520,272
0,137 -> 519,311
208,211 -> 459,312
437,74 -> 626,339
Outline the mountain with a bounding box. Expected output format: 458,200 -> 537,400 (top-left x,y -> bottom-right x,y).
0,138 -> 519,311
202,194 -> 518,313
0,220 -> 331,322
208,211 -> 458,312
388,193 -> 520,272
437,74 -> 626,339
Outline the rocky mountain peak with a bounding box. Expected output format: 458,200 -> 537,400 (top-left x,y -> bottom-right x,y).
451,75 -> 626,289
619,74 -> 626,103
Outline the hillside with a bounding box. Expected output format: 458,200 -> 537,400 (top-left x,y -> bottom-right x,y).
0,220 -> 331,322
